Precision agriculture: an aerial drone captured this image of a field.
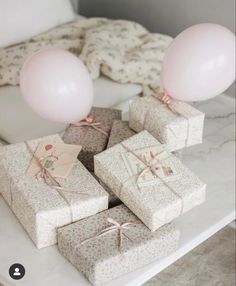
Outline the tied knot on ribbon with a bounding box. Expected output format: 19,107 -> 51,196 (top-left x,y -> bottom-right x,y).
80,217 -> 137,251
138,151 -> 168,182
143,85 -> 182,116
71,116 -> 108,137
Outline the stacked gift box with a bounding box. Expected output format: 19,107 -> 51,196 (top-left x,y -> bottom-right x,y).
0,102 -> 206,285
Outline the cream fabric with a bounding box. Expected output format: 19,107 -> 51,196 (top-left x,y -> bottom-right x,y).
0,18 -> 172,87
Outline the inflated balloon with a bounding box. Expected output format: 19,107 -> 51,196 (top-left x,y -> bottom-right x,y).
20,48 -> 93,123
161,23 -> 235,101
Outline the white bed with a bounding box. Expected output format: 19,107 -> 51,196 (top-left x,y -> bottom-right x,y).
0,12 -> 142,144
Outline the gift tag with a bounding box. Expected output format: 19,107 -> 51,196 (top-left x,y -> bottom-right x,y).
121,145 -> 180,187
26,142 -> 82,178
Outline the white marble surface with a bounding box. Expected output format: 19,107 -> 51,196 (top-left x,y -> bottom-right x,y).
0,95 -> 235,286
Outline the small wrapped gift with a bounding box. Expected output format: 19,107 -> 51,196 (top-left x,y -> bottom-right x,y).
129,89 -> 205,152
107,120 -> 136,149
95,130 -> 206,231
58,204 -> 180,286
63,107 -> 121,171
0,135 -> 108,248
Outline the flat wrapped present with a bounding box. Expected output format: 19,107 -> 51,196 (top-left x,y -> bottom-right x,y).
95,131 -> 206,231
63,107 -> 121,171
0,135 -> 108,248
129,94 -> 205,151
58,204 -> 180,286
107,120 -> 136,149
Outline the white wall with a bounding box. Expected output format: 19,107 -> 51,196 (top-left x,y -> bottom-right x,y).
80,0 -> 235,97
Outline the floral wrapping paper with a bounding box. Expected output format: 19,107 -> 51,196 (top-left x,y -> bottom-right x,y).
129,95 -> 205,152
62,107 -> 121,171
0,135 -> 108,248
107,120 -> 136,149
57,204 -> 180,286
94,131 -> 206,231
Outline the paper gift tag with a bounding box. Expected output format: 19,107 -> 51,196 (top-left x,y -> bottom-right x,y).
121,145 -> 180,187
27,142 -> 82,178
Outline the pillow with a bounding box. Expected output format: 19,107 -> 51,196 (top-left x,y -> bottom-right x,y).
0,0 -> 75,48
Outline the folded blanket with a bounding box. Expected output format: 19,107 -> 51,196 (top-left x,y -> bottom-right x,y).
0,18 -> 172,87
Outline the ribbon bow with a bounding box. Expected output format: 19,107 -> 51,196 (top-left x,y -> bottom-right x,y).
81,217 -> 137,251
71,116 -> 108,137
137,150 -> 170,183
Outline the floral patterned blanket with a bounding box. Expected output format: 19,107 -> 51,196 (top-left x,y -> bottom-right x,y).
0,18 -> 172,87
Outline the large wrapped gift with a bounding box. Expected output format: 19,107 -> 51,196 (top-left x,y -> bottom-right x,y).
0,135 -> 108,248
107,120 -> 136,148
95,131 -> 206,231
58,204 -> 180,286
63,107 -> 121,171
129,91 -> 205,152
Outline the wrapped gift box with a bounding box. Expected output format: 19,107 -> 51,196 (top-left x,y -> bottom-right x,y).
58,204 -> 180,286
63,107 -> 121,171
129,95 -> 205,152
0,135 -> 108,248
107,120 -> 136,149
95,130 -> 206,231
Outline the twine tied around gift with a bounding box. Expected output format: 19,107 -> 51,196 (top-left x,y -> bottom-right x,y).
24,142 -> 89,223
70,116 -> 108,137
142,85 -> 190,146
80,217 -> 137,251
120,143 -> 184,216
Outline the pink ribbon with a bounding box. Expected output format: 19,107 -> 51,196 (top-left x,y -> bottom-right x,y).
120,143 -> 184,216
151,89 -> 183,117
137,150 -> 170,182
25,142 -> 89,223
142,85 -> 190,145
71,116 -> 108,137
80,217 -> 137,251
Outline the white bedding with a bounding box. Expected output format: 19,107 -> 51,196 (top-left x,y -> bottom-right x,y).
0,77 -> 141,143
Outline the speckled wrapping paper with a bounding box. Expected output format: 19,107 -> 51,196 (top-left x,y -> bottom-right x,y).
63,107 -> 121,171
107,120 -> 136,149
0,135 -> 108,249
94,131 -> 206,231
57,204 -> 180,286
129,96 -> 205,152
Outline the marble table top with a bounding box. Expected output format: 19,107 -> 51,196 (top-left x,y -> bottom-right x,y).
0,94 -> 235,286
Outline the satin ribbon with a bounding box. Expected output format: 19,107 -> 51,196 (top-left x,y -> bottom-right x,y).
143,85 -> 190,146
80,217 -> 137,251
137,150 -> 169,183
120,143 -> 184,216
70,116 -> 108,137
24,142 -> 89,223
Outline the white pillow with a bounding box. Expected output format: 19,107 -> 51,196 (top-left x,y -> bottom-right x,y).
0,0 -> 75,48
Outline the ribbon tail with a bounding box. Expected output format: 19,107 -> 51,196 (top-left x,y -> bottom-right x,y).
91,125 -> 109,137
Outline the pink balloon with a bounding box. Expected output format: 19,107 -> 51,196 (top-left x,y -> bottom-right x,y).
161,23 -> 235,101
20,48 -> 93,123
